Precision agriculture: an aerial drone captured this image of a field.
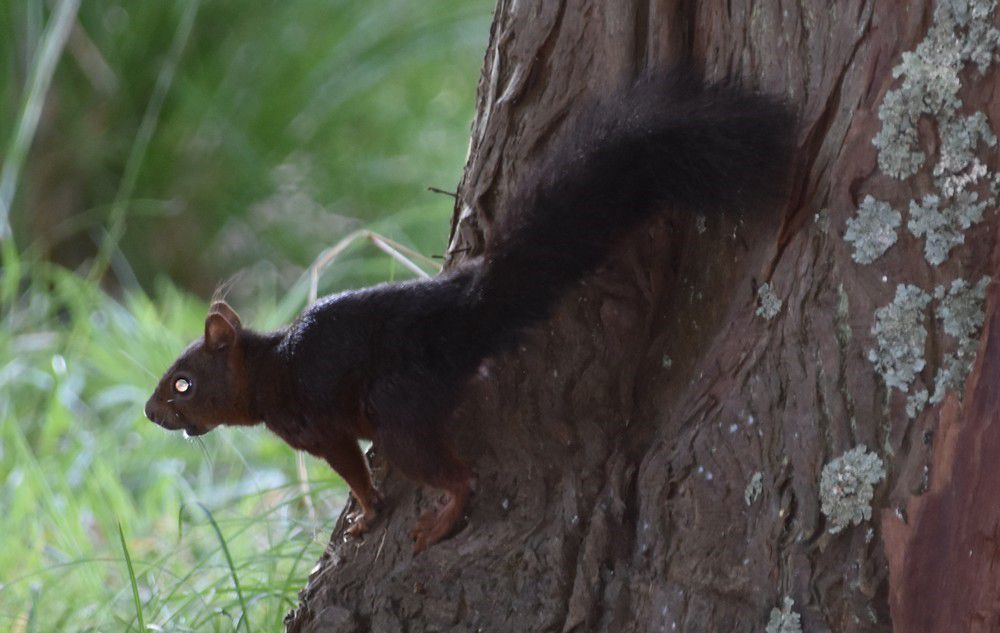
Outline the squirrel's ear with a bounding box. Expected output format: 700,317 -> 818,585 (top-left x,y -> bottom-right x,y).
205,312 -> 238,351
208,301 -> 242,330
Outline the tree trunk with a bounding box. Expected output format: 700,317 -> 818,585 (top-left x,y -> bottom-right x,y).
285,1 -> 1000,631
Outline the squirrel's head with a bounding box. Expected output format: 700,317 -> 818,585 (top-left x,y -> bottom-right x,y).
145,301 -> 254,437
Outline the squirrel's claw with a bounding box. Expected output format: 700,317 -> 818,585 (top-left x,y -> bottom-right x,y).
344,489 -> 383,538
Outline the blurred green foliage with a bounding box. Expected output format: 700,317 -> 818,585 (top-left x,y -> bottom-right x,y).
4,0 -> 488,295
0,0 -> 491,630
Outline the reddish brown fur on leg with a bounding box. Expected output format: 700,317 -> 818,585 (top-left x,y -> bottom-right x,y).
321,437 -> 383,537
411,474 -> 476,553
372,414 -> 478,551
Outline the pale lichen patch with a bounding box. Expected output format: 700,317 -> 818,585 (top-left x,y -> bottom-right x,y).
844,196 -> 901,264
939,157 -> 990,198
936,112 -> 997,180
835,284 -> 852,346
908,192 -> 989,265
765,597 -> 802,633
933,354 -> 972,404
930,277 -> 991,403
906,388 -> 929,418
756,283 -> 782,320
870,0 -> 999,266
820,445 -> 886,534
936,276 -> 990,338
947,0 -> 1000,71
872,0 -> 1000,180
744,471 -> 763,506
868,284 -> 931,391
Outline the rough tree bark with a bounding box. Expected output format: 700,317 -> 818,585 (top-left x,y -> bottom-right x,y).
286,1 -> 1000,631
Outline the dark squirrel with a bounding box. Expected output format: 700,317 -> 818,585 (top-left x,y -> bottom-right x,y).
145,68 -> 795,552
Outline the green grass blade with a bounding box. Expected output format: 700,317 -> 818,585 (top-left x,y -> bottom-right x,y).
87,0 -> 201,285
0,0 -> 80,239
117,521 -> 146,632
1,238 -> 22,307
199,503 -> 251,633
274,536 -> 317,630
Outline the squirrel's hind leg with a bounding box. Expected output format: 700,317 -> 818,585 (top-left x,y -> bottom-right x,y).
368,375 -> 478,552
375,420 -> 477,553
409,450 -> 477,553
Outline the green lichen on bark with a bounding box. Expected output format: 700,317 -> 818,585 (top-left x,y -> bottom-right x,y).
819,446 -> 886,534
859,1 -> 997,418
844,195 -> 901,264
942,0 -> 1000,70
906,388 -> 930,418
765,597 -> 802,633
868,285 -> 931,392
930,277 -> 991,402
871,0 -> 999,267
872,0 -> 999,180
936,112 -> 997,181
756,283 -> 782,320
908,192 -> 989,265
937,277 -> 991,338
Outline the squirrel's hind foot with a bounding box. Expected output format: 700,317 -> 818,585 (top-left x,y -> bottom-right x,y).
411,475 -> 476,553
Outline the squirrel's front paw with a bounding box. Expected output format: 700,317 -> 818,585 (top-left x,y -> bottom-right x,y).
345,490 -> 383,537
345,506 -> 376,537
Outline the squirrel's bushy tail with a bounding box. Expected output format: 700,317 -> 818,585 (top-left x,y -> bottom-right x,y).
468,67 -> 796,353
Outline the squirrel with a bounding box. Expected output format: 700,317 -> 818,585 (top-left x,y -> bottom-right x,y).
144,67 -> 794,553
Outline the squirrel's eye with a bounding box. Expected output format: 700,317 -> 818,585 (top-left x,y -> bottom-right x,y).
174,377 -> 192,393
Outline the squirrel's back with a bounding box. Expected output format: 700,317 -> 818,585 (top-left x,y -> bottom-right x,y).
293,68 -> 795,395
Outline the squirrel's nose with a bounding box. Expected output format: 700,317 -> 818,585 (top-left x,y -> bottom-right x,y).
144,398 -> 157,422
